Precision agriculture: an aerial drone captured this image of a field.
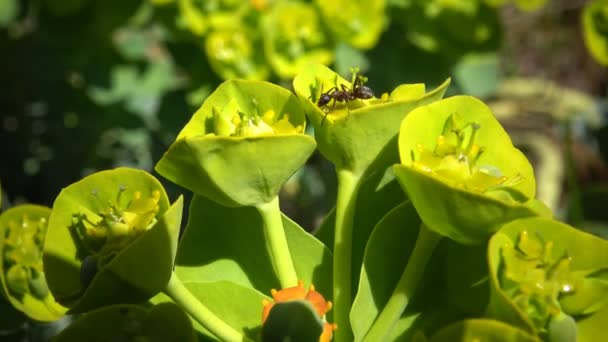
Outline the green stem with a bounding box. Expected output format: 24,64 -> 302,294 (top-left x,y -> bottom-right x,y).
255,196 -> 298,288
163,272 -> 250,342
362,224 -> 441,341
333,169 -> 360,342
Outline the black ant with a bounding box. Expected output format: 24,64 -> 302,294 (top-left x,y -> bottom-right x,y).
316,72 -> 374,125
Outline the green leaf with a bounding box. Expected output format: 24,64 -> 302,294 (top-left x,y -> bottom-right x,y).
486,217 -> 608,338
54,302 -> 196,342
577,304 -> 608,342
582,0 -> 608,66
293,64 -> 450,175
444,242 -> 490,316
262,300 -> 325,342
151,280 -> 269,340
175,195 -> 332,297
350,202 -> 421,340
156,80 -> 316,207
43,168 -> 183,312
0,205 -> 66,321
428,319 -> 539,342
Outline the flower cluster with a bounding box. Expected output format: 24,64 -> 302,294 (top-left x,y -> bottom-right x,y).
411,113 -> 523,199
499,230 -> 575,332
71,187 -> 161,268
3,212 -> 49,299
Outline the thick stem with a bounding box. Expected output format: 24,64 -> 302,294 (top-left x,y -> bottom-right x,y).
362,224 -> 441,341
333,169 -> 360,342
163,272 -> 250,342
255,196 -> 298,288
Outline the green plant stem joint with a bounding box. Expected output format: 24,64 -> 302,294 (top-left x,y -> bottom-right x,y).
500,229 -> 578,340
412,113 -> 522,199
3,213 -> 49,299
71,187 -> 161,281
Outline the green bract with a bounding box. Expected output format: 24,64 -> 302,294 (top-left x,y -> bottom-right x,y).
487,217 -> 608,342
582,0 -> 608,66
43,168 -> 183,312
0,205 -> 66,321
314,0 -> 385,49
394,95 -> 543,245
293,64 -> 450,174
54,302 -> 196,342
262,2 -> 333,78
155,79 -> 316,207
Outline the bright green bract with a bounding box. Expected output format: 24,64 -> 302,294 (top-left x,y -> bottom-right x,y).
394,95 -> 542,244
43,167 -> 183,312
156,79 -> 316,207
293,64 -> 450,174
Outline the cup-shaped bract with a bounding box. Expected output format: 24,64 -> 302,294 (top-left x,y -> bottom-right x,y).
0,205 -> 66,321
43,168 -> 183,313
487,217 -> 608,341
293,64 -> 450,174
262,1 -> 333,79
155,79 -> 316,207
394,95 -> 543,245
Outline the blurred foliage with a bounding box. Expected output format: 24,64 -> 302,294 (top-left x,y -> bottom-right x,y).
583,0 -> 608,66
0,0 -> 607,339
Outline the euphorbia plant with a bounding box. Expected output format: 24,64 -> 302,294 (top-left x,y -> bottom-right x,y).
2,66 -> 606,342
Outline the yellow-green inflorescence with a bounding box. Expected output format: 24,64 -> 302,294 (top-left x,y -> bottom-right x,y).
3,213 -> 49,299
71,186 -> 161,268
212,98 -> 304,137
500,229 -> 576,336
411,113 -> 522,199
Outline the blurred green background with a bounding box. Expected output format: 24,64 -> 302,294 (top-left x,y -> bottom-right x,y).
0,0 -> 607,338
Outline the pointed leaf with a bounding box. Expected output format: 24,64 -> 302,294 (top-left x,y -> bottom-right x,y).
175,195 -> 332,297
